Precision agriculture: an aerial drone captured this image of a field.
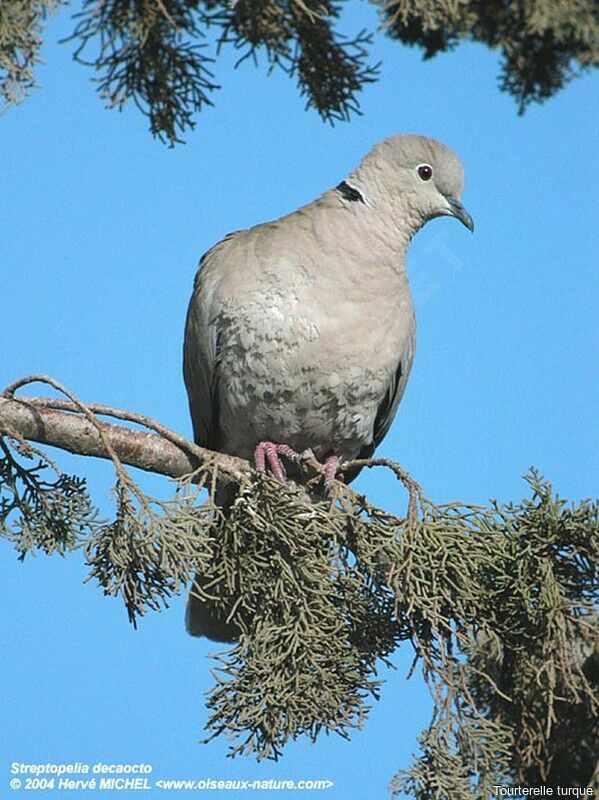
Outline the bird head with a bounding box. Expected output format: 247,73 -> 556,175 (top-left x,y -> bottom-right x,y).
347,134 -> 474,234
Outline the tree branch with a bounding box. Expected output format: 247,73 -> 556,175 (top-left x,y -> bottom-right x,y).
0,395 -> 248,483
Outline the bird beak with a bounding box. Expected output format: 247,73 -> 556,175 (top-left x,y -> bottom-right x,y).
445,195 -> 474,232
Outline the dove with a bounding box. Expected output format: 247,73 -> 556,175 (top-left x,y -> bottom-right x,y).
183,134 -> 473,640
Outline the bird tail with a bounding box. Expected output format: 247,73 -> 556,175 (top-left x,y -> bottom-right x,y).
185,483 -> 241,643
185,581 -> 240,642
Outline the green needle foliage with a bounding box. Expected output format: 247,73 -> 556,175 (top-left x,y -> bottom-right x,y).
0,435 -> 103,558
1,0 -> 597,143
65,0 -> 220,144
0,0 -> 65,106
379,0 -> 599,113
1,433 -> 597,793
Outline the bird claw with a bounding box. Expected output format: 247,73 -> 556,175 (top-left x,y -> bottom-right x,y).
299,450 -> 343,503
323,454 -> 341,492
253,444 -> 342,505
322,454 -> 343,508
253,442 -> 301,484
296,449 -> 341,490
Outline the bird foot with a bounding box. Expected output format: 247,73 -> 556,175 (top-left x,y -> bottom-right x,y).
298,450 -> 342,503
253,442 -> 301,484
323,454 -> 342,492
254,444 -> 342,500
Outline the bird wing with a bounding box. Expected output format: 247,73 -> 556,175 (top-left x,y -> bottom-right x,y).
374,325 -> 415,448
183,236 -> 234,448
356,322 -> 416,463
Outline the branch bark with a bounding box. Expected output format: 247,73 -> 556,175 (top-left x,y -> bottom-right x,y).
0,395 -> 249,482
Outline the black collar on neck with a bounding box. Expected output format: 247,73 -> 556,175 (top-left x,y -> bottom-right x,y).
336,181 -> 365,204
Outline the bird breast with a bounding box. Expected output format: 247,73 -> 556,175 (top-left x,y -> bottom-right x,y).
211,234 -> 415,462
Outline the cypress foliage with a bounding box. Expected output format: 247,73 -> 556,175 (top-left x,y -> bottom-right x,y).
1,0 -> 597,143
2,433 -> 597,792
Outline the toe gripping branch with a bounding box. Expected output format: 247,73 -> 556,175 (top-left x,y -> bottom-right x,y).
254,443 -> 342,502
253,442 -> 301,484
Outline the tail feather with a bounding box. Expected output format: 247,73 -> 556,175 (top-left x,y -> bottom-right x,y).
185,577 -> 240,642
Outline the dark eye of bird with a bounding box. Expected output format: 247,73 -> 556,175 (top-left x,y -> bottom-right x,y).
418,164 -> 433,181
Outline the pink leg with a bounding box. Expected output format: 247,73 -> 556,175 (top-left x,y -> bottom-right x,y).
323,455 -> 341,492
254,442 -> 301,484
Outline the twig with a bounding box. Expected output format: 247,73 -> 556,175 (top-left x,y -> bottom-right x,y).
341,456 -> 425,520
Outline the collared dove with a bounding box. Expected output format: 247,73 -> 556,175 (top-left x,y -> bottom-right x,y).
184,134 -> 473,641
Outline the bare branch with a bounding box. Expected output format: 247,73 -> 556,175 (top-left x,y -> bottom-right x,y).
0,395 -> 248,483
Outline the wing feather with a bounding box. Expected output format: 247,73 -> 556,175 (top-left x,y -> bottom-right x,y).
352,324 -> 416,473
182,238 -> 232,448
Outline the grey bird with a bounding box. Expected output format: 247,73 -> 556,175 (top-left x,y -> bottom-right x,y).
183,134 -> 473,641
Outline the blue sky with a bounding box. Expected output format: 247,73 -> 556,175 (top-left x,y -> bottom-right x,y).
1,3 -> 597,799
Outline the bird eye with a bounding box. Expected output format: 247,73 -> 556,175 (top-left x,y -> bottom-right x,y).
417,164 -> 433,181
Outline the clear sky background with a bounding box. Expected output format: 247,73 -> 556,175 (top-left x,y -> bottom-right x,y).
1,3 -> 597,799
